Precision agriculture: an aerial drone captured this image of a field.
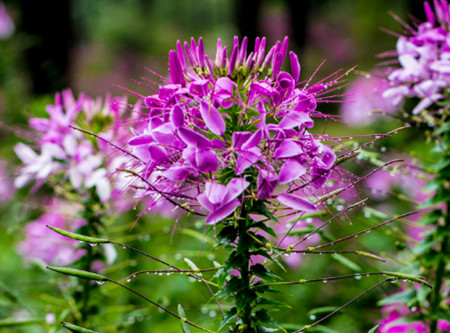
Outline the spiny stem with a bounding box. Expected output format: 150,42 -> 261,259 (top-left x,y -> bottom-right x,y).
429,201 -> 449,333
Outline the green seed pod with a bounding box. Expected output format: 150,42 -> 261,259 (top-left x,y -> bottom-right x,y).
47,225 -> 110,244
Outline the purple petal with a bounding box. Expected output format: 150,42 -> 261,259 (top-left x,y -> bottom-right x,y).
277,72 -> 295,97
279,110 -> 313,129
128,134 -> 154,146
200,101 -> 226,135
274,140 -> 303,159
189,79 -> 210,97
162,166 -> 193,182
272,52 -> 283,79
204,181 -> 227,204
242,130 -> 262,149
148,143 -> 169,163
205,199 -> 240,224
232,131 -> 252,149
278,159 -> 306,184
176,40 -> 186,67
228,36 -> 239,76
195,148 -> 218,173
197,37 -> 205,67
169,50 -> 186,86
224,178 -> 250,203
177,127 -> 212,147
277,193 -> 316,212
29,118 -> 49,131
289,51 -> 301,83
257,169 -> 278,199
170,105 -> 184,128
321,146 -> 336,169
236,147 -> 261,174
197,192 -> 214,212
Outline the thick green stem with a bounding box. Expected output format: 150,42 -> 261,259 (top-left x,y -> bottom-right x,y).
429,202 -> 449,333
237,216 -> 253,332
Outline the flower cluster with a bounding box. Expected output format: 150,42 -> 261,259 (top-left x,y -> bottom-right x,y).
381,0 -> 450,115
127,36 -> 347,223
15,90 -> 139,203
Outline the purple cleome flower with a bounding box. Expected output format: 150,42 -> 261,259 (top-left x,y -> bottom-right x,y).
381,0 -> 450,114
126,36 -> 348,223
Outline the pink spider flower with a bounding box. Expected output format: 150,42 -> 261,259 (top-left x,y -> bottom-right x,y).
125,36 -> 350,224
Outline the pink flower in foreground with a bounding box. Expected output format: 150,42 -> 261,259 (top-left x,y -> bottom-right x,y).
125,36 -> 351,223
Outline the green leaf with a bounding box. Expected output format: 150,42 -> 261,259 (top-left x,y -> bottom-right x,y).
331,253 -> 361,272
47,225 -> 109,243
218,308 -> 237,331
47,266 -> 108,281
236,290 -> 256,311
252,222 -> 278,238
0,318 -> 43,327
252,200 -> 279,222
177,303 -> 192,333
255,297 -> 290,309
368,324 -> 381,333
250,264 -> 281,282
62,322 -> 99,333
217,226 -> 238,244
308,306 -> 339,316
377,289 -> 416,306
183,258 -> 203,278
253,309 -> 286,332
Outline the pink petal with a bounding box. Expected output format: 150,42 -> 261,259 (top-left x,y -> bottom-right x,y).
278,160 -> 306,184
205,199 -> 240,224
277,193 -> 316,212
224,178 -> 250,203
178,127 -> 212,147
274,140 -> 303,159
204,181 -> 227,204
200,101 -> 226,135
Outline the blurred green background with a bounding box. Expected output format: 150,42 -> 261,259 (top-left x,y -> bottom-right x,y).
0,0 -> 428,332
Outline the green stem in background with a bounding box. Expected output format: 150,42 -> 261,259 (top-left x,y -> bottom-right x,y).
429,201 -> 449,333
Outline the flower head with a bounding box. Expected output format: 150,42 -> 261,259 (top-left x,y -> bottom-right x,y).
15,90 -> 140,204
126,37 -> 348,223
380,0 -> 450,115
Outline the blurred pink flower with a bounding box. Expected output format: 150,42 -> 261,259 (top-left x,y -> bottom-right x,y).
341,72 -> 399,125
18,208 -> 86,266
0,160 -> 14,201
0,2 -> 14,39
